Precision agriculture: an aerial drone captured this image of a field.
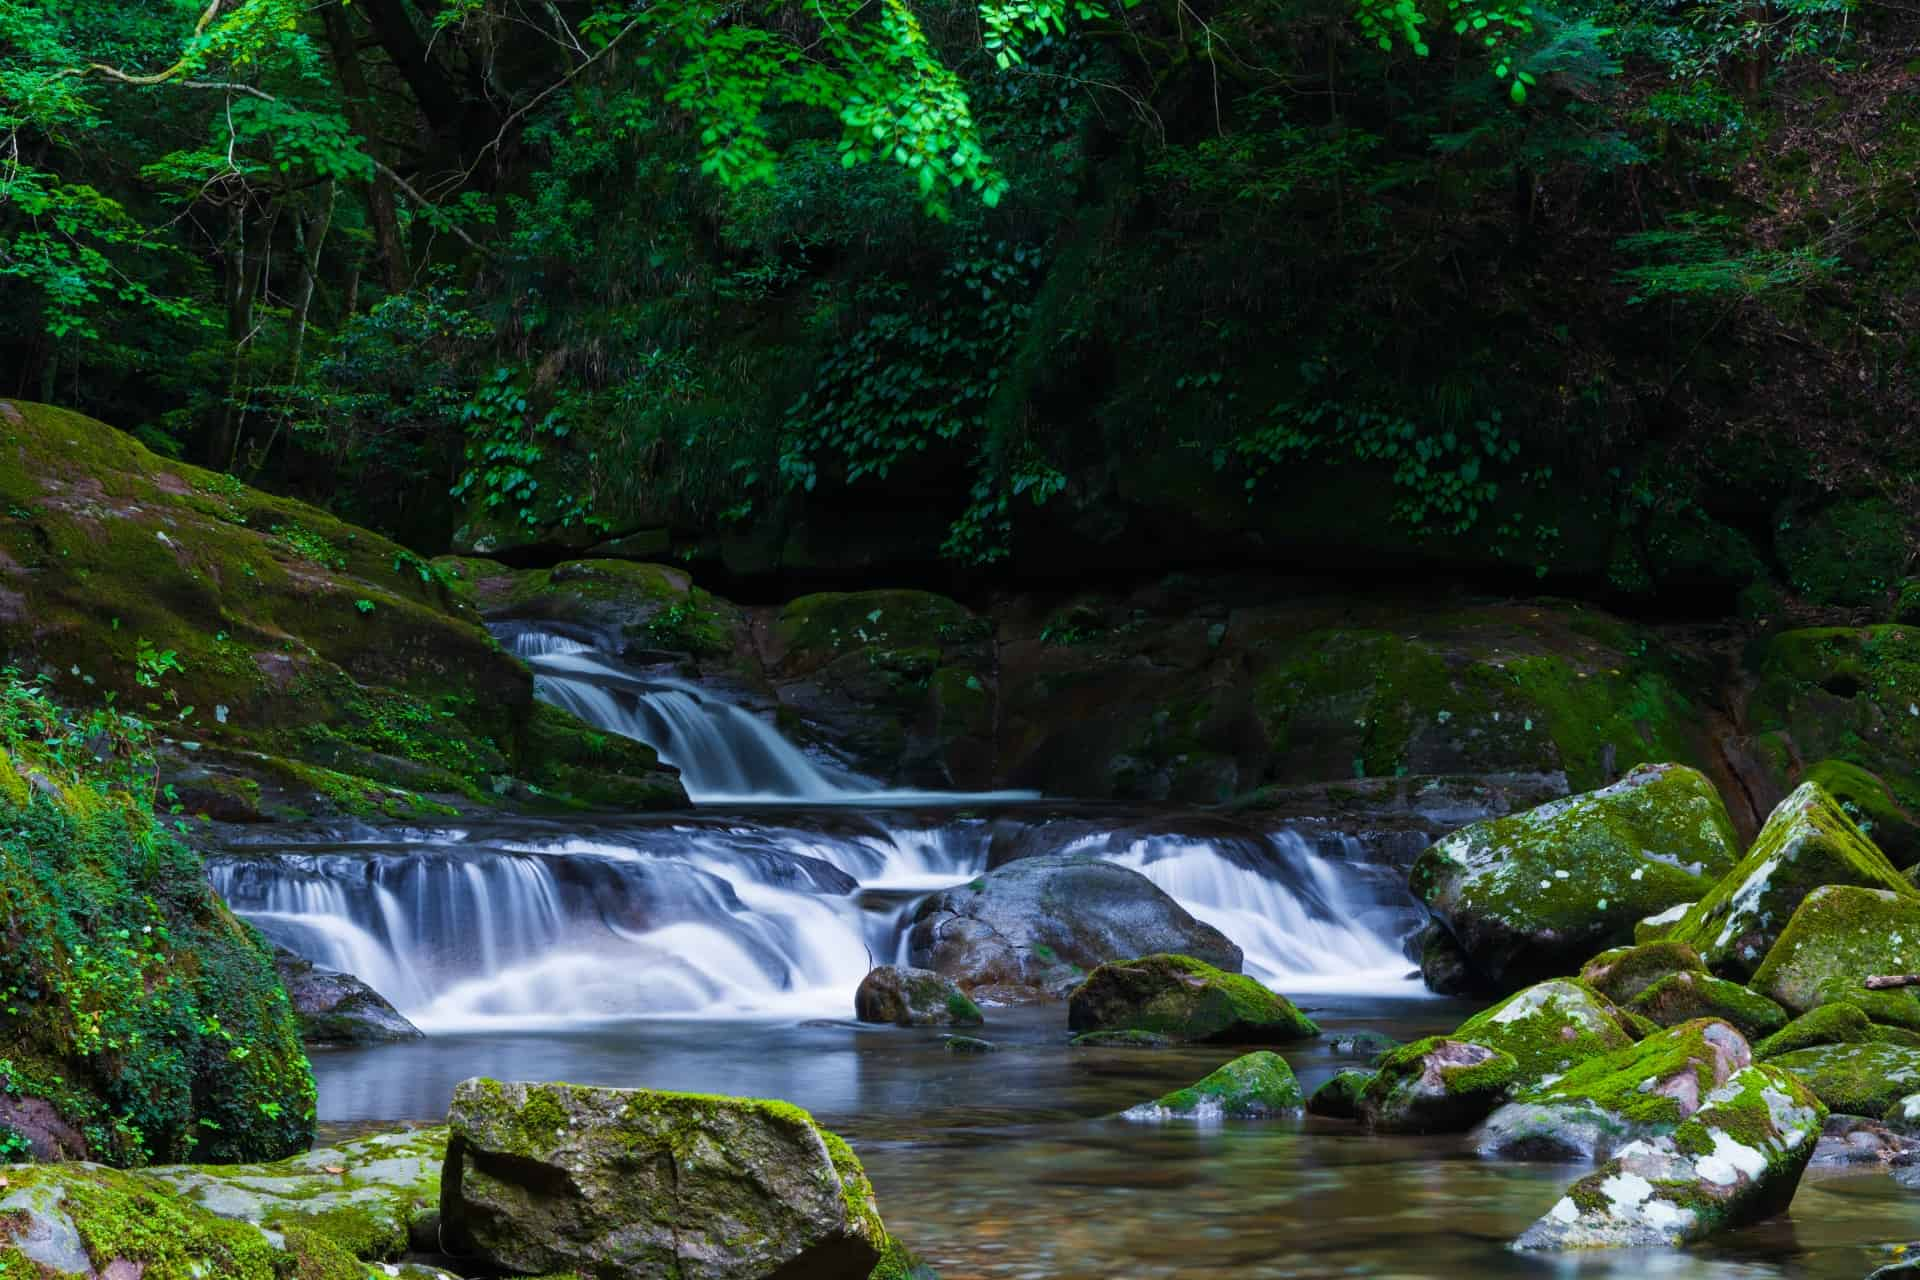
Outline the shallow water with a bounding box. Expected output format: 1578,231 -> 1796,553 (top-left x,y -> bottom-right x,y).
312,995 -> 1920,1279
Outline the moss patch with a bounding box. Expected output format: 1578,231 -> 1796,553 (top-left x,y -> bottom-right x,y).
1066,953 -> 1319,1044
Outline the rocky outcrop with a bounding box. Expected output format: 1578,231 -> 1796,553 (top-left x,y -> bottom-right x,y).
854,966 -> 984,1027
1123,1051 -> 1305,1120
907,855 -> 1241,999
273,946 -> 422,1044
1065,953 -> 1318,1044
441,1078 -> 897,1279
1513,1064 -> 1824,1249
1410,764 -> 1738,991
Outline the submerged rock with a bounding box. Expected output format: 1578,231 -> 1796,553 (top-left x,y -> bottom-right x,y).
1325,1030 -> 1401,1064
1066,953 -> 1318,1044
854,966 -> 984,1028
1475,1018 -> 1750,1163
1765,1042 -> 1920,1117
1810,1115 -> 1920,1166
1627,971 -> 1788,1039
943,1035 -> 1000,1055
1512,1063 -> 1824,1249
1410,763 -> 1737,991
1668,781 -> 1914,979
442,1078 -> 894,1279
1748,884 -> 1920,1015
1069,1029 -> 1176,1049
273,945 -> 423,1044
1124,1051 -> 1305,1121
907,854 -> 1241,999
1358,1038 -> 1518,1134
1308,1070 -> 1374,1119
1449,979 -> 1636,1089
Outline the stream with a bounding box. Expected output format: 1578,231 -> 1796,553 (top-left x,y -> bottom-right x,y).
205,628 -> 1920,1278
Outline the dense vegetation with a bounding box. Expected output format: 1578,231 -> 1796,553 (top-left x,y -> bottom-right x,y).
1,0 -> 1912,602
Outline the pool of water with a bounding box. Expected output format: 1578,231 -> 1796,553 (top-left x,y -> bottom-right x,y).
311,993 -> 1920,1278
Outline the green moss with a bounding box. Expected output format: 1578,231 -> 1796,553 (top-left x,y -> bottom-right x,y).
1805,759 -> 1920,868
1580,941 -> 1707,1003
1748,882 -> 1920,1014
1307,1069 -> 1374,1119
1522,1018 -> 1749,1130
1776,496 -> 1907,608
1766,1041 -> 1920,1116
1753,1002 -> 1874,1059
1628,972 -> 1788,1039
1358,1038 -> 1519,1133
944,990 -> 984,1026
1069,1029 -> 1174,1048
1749,628 -> 1920,824
1066,953 -> 1319,1043
1136,1050 -> 1304,1118
1452,979 -> 1636,1085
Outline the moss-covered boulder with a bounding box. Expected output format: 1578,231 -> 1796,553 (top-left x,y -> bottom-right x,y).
1669,782 -> 1914,979
0,1161 -> 370,1278
1410,763 -> 1738,990
1753,1003 -> 1877,1059
0,400 -> 686,817
1068,1030 -> 1175,1049
1885,1092 -> 1920,1131
853,966 -> 983,1028
1579,940 -> 1707,1004
452,557 -> 746,662
1627,972 -> 1788,1039
1357,1038 -> 1518,1134
1748,884 -> 1920,1016
1512,1062 -> 1824,1249
1776,496 -> 1909,609
1804,760 -> 1920,869
272,945 -> 421,1044
1766,1042 -> 1920,1117
138,1126 -> 445,1262
1065,953 -> 1318,1044
1308,1070 -> 1374,1119
442,1078 -> 894,1280
0,725 -> 313,1165
1123,1050 -> 1305,1120
1450,979 -> 1637,1088
907,857 -> 1242,1001
1474,1018 -> 1751,1163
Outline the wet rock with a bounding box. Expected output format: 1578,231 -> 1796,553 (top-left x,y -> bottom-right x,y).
1810,1115 -> 1920,1166
942,1035 -> 999,1055
1417,924 -> 1480,995
1888,1092 -> 1920,1131
1628,971 -> 1788,1039
1308,1070 -> 1374,1120
1124,1051 -> 1305,1121
1765,1042 -> 1920,1117
1669,781 -> 1913,979
441,1078 -> 893,1279
1474,1018 -> 1751,1163
908,855 -> 1241,999
1449,978 -> 1636,1089
1410,763 -> 1737,991
1069,1030 -> 1175,1049
1066,953 -> 1318,1044
273,945 -> 423,1044
1579,940 -> 1707,1004
1512,1063 -> 1824,1249
1326,1030 -> 1401,1064
854,966 -> 984,1028
1749,884 -> 1920,1016
1358,1038 -> 1519,1134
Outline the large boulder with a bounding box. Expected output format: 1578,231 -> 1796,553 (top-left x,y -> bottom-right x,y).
853,966 -> 983,1027
1474,1018 -> 1751,1163
1065,954 -> 1318,1044
1578,940 -> 1707,1004
273,945 -> 423,1044
1410,763 -> 1738,990
1749,884 -> 1920,1016
1308,1070 -> 1374,1119
1512,1063 -> 1824,1249
907,855 -> 1241,998
1765,1042 -> 1920,1117
1123,1051 -> 1305,1120
1627,971 -> 1788,1039
1357,1038 -> 1519,1134
1668,781 -> 1914,979
1753,1003 -> 1879,1059
1448,979 -> 1636,1089
441,1078 -> 895,1279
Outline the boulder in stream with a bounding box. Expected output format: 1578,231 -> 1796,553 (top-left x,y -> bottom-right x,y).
1448,978 -> 1637,1090
907,854 -> 1241,999
1764,1042 -> 1920,1117
1748,883 -> 1920,1016
855,965 -> 984,1027
1512,1062 -> 1824,1249
1308,1070 -> 1374,1119
1357,1038 -> 1518,1134
273,945 -> 424,1044
1124,1051 -> 1304,1120
1066,953 -> 1318,1044
441,1077 -> 897,1279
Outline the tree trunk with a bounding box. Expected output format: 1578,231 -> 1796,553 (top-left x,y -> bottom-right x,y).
321,2 -> 410,292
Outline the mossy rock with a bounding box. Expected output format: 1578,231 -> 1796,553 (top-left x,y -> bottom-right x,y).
854,966 -> 984,1028
1670,782 -> 1913,979
1885,1092 -> 1920,1131
1068,1030 -> 1175,1049
1775,496 -> 1909,609
1451,979 -> 1637,1088
941,1035 -> 999,1055
1579,940 -> 1707,1004
1124,1050 -> 1305,1120
1307,1070 -> 1374,1119
1748,884 -> 1920,1015
1065,953 -> 1319,1044
0,746 -> 313,1166
1754,1003 -> 1876,1060
1357,1038 -> 1519,1134
1411,763 -> 1738,990
1628,972 -> 1788,1039
1766,1042 -> 1920,1116
443,1079 -> 893,1279
1497,1018 -> 1753,1144
1805,760 -> 1920,869
1513,1063 -> 1825,1249
0,1162 -> 367,1278
1634,901 -> 1695,944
